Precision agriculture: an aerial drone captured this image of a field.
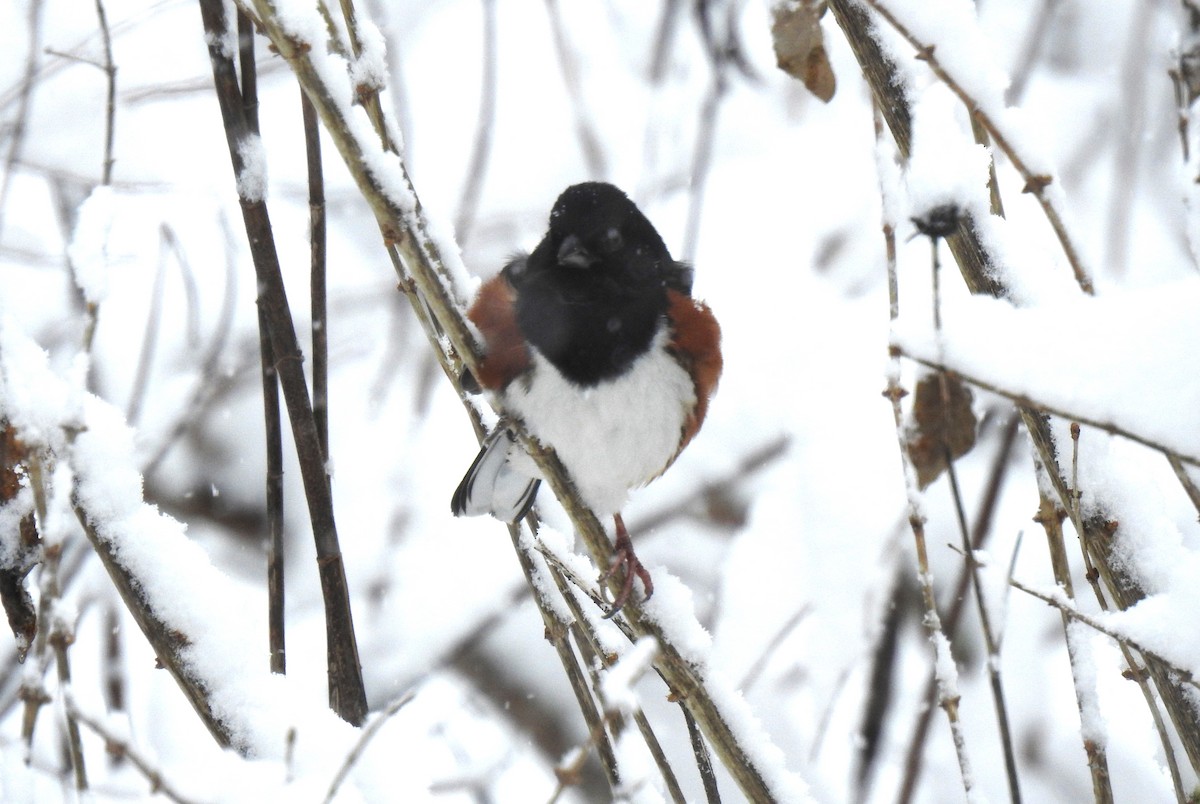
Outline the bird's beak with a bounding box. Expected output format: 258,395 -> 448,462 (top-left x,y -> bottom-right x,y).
557,234 -> 597,268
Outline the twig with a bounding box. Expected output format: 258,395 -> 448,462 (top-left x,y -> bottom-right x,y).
73,498 -> 233,746
509,524 -> 622,792
1010,578 -> 1200,693
930,222 -> 1021,801
19,451 -> 87,790
1104,8 -> 1154,278
894,413 -> 1021,804
683,705 -> 721,804
124,234 -> 169,425
19,457 -> 55,753
454,0 -> 498,246
544,0 -> 607,178
1167,454 -> 1200,521
322,691 -> 416,804
829,0 -> 1003,299
630,435 -> 789,534
263,290 -> 285,678
234,7 -> 287,681
1004,0 -> 1057,105
101,603 -> 125,748
893,347 -> 1200,469
199,0 -> 366,725
554,570 -> 687,803
66,695 -> 203,804
0,0 -> 46,243
1033,491 -> 1116,804
944,455 -> 1021,803
681,8 -> 738,266
883,231 -> 977,804
632,706 -> 688,804
51,619 -> 88,791
94,0 -> 116,185
1065,431 -> 1186,800
874,85 -> 978,803
75,0 -> 118,358
141,218 -> 238,477
648,0 -> 685,84
739,604 -> 812,692
860,0 -> 1095,296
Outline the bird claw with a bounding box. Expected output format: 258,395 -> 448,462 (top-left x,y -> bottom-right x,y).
600,516 -> 653,617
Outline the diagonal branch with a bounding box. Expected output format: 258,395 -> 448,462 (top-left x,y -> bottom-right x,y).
237,1 -> 807,799
893,347 -> 1200,468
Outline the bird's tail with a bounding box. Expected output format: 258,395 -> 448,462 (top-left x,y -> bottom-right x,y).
451,426 -> 540,523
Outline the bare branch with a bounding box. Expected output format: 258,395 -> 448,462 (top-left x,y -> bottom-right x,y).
67,694 -> 203,804
894,346 -> 1200,468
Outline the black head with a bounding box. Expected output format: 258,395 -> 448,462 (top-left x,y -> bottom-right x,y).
508,183 -> 685,386
542,182 -> 671,279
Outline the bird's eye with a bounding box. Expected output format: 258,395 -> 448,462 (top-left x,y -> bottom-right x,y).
600,227 -> 623,253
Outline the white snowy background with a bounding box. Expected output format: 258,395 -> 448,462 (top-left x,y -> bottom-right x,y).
2,0 -> 1199,801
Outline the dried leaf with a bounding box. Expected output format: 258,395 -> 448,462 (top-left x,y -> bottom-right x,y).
771,2 -> 837,103
1,565 -> 36,661
906,373 -> 977,489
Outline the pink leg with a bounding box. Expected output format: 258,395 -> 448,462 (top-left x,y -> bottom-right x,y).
600,513 -> 654,616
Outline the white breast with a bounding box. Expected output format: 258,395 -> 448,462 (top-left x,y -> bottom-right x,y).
504,327 -> 696,515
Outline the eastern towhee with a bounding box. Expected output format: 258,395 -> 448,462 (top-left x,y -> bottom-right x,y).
451,182 -> 722,611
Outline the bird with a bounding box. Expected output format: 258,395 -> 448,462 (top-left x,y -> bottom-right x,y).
451,182 -> 722,612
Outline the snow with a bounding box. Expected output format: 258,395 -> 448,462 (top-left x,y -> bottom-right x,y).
601,635 -> 658,715
906,84 -> 993,222
67,185 -> 116,305
3,0 -> 1200,801
236,134 -> 268,203
1065,619 -> 1106,747
893,280 -> 1200,463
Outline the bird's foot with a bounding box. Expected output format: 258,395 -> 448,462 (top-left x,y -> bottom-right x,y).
600,514 -> 653,617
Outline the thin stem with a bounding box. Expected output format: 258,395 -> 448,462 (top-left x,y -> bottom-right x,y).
305,93 -> 328,463
0,0 -> 46,243
508,524 -> 621,791
142,220 -> 238,477
881,184 -> 976,803
125,236 -> 169,425
200,0 -> 366,724
884,364 -> 976,800
94,0 -> 116,186
682,44 -> 729,265
553,567 -> 688,802
1066,430 -> 1187,800
683,705 -> 721,803
52,630 -> 87,791
1167,454 -> 1200,520
545,0 -> 607,178
1010,578 -> 1200,694
322,692 -> 416,804
893,348 -> 1200,469
262,300 -> 285,677
1034,491 -> 1116,804
895,414 -> 1021,804
454,0 -> 497,246
933,219 -> 1019,799
67,695 -> 203,804
944,455 -> 1022,803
